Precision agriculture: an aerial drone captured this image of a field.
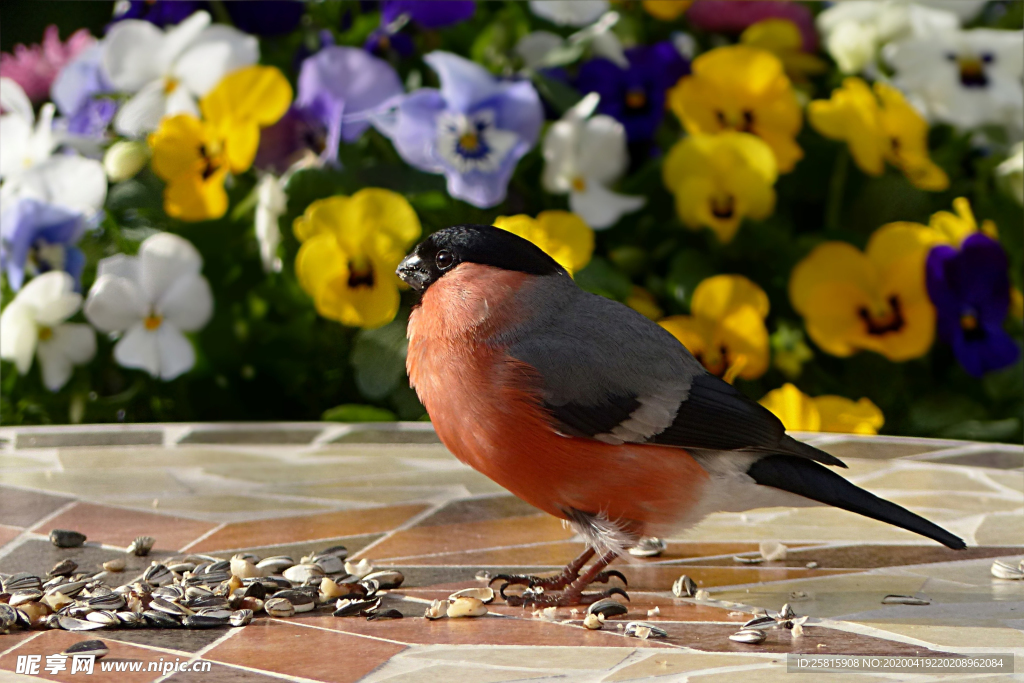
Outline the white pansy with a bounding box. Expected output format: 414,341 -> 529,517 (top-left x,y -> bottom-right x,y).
885,29 -> 1024,129
997,143 -> 1024,206
102,10 -> 258,137
542,93 -> 644,230
0,79 -> 107,217
255,174 -> 285,274
84,232 -> 213,381
816,1 -> 960,74
516,12 -> 625,69
0,271 -> 96,391
528,0 -> 609,27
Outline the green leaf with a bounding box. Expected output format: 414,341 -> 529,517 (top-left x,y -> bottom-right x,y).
575,256 -> 633,301
350,316 -> 409,400
322,404 -> 398,422
939,418 -> 1021,442
531,71 -> 582,116
907,393 -> 987,436
983,362 -> 1024,404
664,250 -> 717,309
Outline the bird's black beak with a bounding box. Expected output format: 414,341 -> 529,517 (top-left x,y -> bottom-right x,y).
396,253 -> 430,292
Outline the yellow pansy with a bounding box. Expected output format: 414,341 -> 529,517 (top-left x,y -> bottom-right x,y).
662,132 -> 778,243
149,66 -> 292,221
741,19 -> 827,84
294,189 -> 421,329
493,211 -> 593,276
660,275 -> 770,382
926,196 -> 998,247
789,223 -> 938,361
760,383 -> 884,435
643,0 -> 692,20
808,78 -> 948,192
668,45 -> 803,173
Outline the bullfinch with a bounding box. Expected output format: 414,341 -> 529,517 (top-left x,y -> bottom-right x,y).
397,224 -> 965,606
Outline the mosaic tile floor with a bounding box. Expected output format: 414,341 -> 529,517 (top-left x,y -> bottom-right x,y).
0,423 -> 1022,682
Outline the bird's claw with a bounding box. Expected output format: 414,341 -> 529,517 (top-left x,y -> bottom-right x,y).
593,569 -> 628,587
500,585 -> 630,607
489,571 -> 572,590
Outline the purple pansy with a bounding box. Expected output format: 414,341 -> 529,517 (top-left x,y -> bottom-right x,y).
926,234 -> 1020,377
50,44 -> 116,138
0,198 -> 90,292
381,1 -> 476,29
686,0 -> 818,51
111,1 -> 208,27
257,46 -> 403,170
372,51 -> 543,208
575,41 -> 688,142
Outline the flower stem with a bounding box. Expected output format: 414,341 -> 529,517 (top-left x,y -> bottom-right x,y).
825,146 -> 848,232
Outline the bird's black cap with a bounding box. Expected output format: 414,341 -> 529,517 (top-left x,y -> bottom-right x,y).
396,224 -> 566,293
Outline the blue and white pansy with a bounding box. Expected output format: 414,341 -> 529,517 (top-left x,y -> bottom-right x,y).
372,51 -> 543,208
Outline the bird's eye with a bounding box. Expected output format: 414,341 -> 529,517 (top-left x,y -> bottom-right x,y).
435,249 -> 455,270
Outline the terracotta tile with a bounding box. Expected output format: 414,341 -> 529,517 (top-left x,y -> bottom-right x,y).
602,653 -> 763,681
204,620 -> 404,683
0,486 -> 73,528
0,538 -> 174,583
163,662 -> 289,683
0,524 -> 21,547
358,514 -> 575,560
294,613 -> 670,648
189,504 -> 429,552
415,496 -> 541,527
32,502 -> 216,552
0,629 -> 179,683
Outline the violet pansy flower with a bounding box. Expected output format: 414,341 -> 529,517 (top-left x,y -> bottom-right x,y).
576,41 -> 688,142
926,234 -> 1020,377
50,45 -> 116,139
381,1 -> 476,29
0,197 -> 90,292
372,51 -> 543,208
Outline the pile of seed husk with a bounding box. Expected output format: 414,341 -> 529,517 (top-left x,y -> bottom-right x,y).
0,534 -> 408,634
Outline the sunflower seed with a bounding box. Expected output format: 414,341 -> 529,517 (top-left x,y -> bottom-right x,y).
583,613 -> 602,629
182,614 -> 227,629
124,535 -> 155,556
143,564 -> 173,586
59,616 -> 107,632
150,597 -> 190,616
88,593 -> 126,611
143,610 -> 182,628
363,569 -> 404,590
47,580 -> 87,598
672,574 -> 697,598
333,597 -> 380,617
733,555 -> 763,564
86,611 -> 120,626
344,559 -> 373,579
196,608 -> 233,620
9,589 -> 43,606
424,600 -> 446,620
50,529 -> 87,548
255,556 -> 294,574
0,604 -> 19,630
264,597 -> 295,617
117,611 -> 143,627
367,609 -> 403,621
282,564 -> 323,584
730,628 -> 767,644
628,537 -> 666,558
624,621 -> 667,639
272,590 -> 314,613
230,556 -> 263,580
447,597 -> 487,618
307,553 -> 345,575
63,640 -> 108,659
48,559 -> 78,578
229,609 -> 253,626
474,570 -> 492,582
991,560 -> 1024,580
587,598 -> 628,619
881,594 -> 930,605
779,603 -> 796,620
3,573 -> 42,592
448,587 -> 494,604
742,615 -> 778,630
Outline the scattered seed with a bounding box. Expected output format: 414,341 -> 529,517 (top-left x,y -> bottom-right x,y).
366,609 -> 403,621
805,561 -> 818,569
742,615 -> 777,630
475,570 -> 492,582
48,559 -> 78,578
448,587 -> 494,604
63,640 -> 108,659
264,597 -> 295,617
587,598 -> 628,619
733,555 -> 763,564
881,594 -> 930,605
694,589 -> 710,600
230,556 -> 263,580
672,574 -> 697,598
127,536 -> 155,557
447,597 -> 487,618
50,529 -> 87,548
759,541 -> 788,562
363,569 -> 404,590
230,609 -> 253,627
647,606 -> 660,618
583,613 -> 602,629
103,558 -> 126,573
282,564 -> 323,584
779,603 -> 795,620
991,560 -> 1024,580
628,537 -> 666,558
424,600 -> 447,620
9,589 -> 43,607
344,559 -> 374,579
255,556 -> 294,574
730,628 -> 767,644
624,621 -> 667,639
58,616 -> 107,632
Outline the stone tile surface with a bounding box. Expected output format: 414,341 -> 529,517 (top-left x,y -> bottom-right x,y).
0,424 -> 1019,682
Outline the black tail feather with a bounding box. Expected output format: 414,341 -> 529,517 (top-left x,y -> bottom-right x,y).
748,454 -> 966,550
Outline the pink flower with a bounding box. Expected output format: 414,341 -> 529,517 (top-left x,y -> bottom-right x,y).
686,1 -> 818,52
0,26 -> 95,104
